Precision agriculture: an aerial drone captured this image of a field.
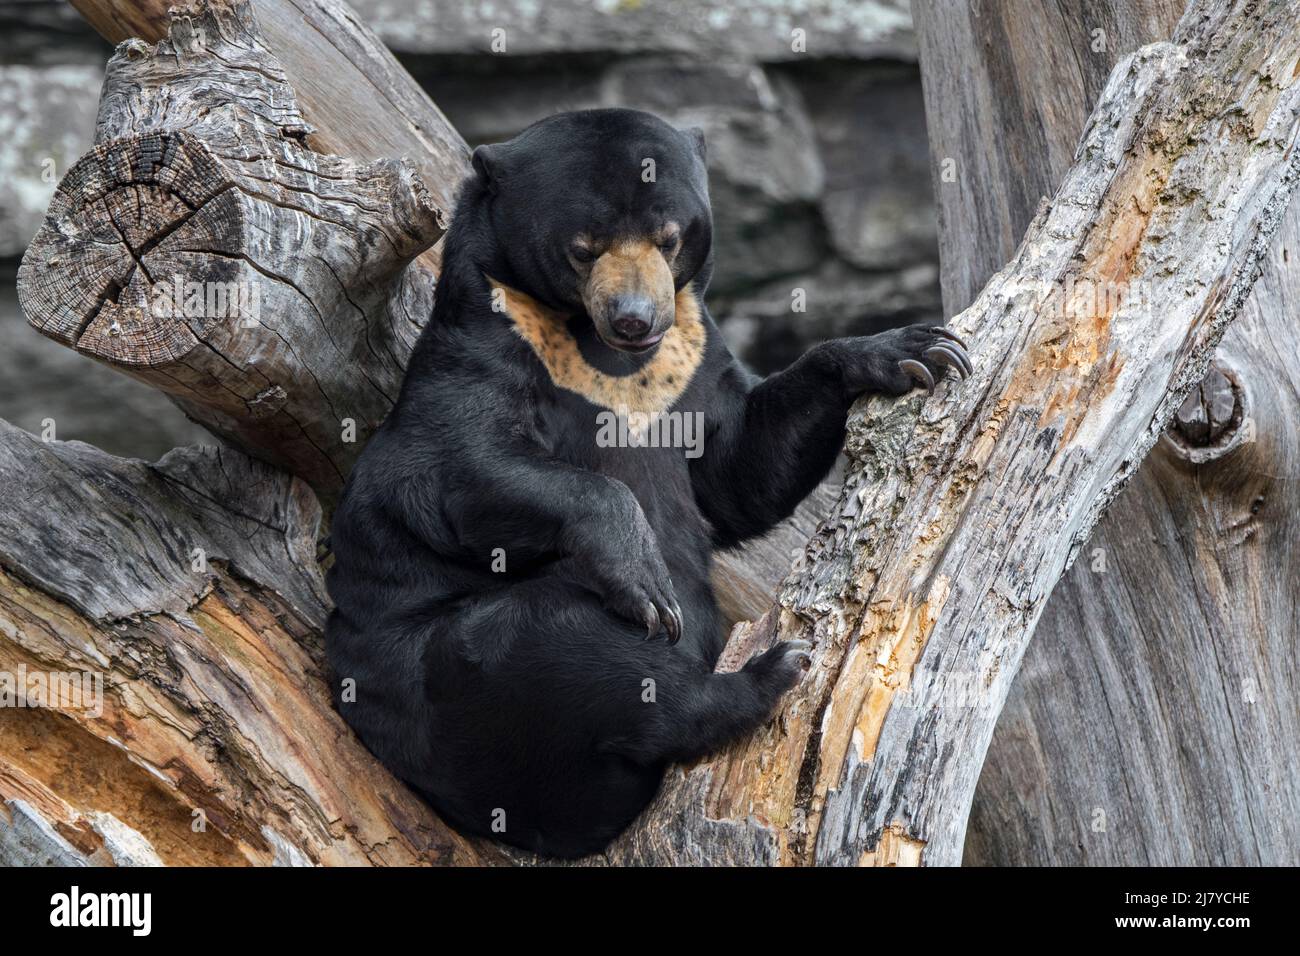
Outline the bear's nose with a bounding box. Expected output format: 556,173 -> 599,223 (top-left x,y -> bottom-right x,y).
609,296 -> 655,341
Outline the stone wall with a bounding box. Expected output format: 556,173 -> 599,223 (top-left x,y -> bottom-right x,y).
0,0 -> 940,458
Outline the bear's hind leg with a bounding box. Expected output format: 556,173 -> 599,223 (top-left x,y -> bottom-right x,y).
608,639 -> 811,766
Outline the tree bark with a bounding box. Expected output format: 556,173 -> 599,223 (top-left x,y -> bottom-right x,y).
67,0 -> 471,255
19,0 -> 452,498
4,0 -> 1298,868
912,0 -> 1300,866
0,418 -> 497,865
914,0 -> 1186,317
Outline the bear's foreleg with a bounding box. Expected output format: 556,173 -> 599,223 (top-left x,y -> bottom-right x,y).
428,455 -> 684,642
692,325 -> 969,546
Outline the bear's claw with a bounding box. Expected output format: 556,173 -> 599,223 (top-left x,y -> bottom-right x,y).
924,343 -> 972,378
662,604 -> 683,645
929,326 -> 968,348
899,359 -> 935,395
642,602 -> 661,641
889,326 -> 972,396
640,598 -> 682,645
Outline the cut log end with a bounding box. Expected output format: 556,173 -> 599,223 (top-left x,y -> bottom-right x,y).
1164,360 -> 1250,463
17,0 -> 450,499
19,131 -> 240,366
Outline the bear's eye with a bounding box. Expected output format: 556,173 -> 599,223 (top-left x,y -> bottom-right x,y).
570,244 -> 595,264
657,234 -> 680,257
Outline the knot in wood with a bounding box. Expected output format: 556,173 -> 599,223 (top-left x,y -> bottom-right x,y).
1166,361 -> 1248,463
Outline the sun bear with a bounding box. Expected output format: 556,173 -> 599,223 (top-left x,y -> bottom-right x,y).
325,108 -> 969,858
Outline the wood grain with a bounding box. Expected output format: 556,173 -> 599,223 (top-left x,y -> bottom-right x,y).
69,0 -> 470,264
19,0 -> 444,497
0,419 -> 498,865
913,0 -> 1300,866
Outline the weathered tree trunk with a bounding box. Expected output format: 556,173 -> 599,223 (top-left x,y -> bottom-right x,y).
913,0 -> 1300,866
19,0 -> 456,497
0,418 -> 497,865
4,0 -> 1298,867
68,0 -> 470,251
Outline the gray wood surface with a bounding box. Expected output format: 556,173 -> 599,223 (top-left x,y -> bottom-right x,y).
914,0 -> 1185,316
19,0 -> 445,497
913,0 -> 1300,865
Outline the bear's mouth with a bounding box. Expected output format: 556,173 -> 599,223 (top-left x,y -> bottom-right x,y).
606,330 -> 666,354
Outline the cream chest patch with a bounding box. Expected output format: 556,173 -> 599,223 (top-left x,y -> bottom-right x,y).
490,279 -> 706,416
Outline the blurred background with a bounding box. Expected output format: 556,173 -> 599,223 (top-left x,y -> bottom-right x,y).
0,0 -> 941,460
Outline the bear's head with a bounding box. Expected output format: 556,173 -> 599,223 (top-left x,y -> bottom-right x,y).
471,109 -> 712,355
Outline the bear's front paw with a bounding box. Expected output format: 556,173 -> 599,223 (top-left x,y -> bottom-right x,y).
838,325 -> 971,398
587,531 -> 683,645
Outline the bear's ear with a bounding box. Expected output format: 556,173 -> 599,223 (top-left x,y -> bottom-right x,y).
682,126 -> 707,163
472,144 -> 504,193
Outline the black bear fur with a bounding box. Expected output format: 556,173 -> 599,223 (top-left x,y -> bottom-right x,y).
325,108 -> 969,858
